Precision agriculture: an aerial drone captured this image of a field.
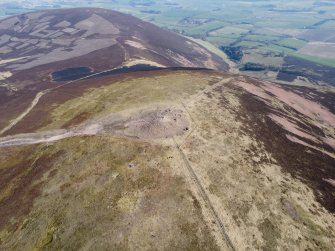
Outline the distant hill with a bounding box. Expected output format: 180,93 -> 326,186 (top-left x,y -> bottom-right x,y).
0,8 -> 228,129
0,8 -> 228,74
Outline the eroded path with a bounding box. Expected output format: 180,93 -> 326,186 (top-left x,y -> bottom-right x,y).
0,64 -> 158,136
0,107 -> 189,148
174,137 -> 236,251
0,91 -> 47,135
0,73 -> 97,136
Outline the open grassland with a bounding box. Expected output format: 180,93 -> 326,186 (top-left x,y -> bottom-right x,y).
242,52 -> 284,67
0,136 -> 220,250
184,21 -> 227,37
243,34 -> 281,43
0,70 -> 334,250
40,72 -> 217,131
260,44 -> 296,54
180,77 -> 335,250
291,53 -> 335,68
206,36 -> 237,46
209,27 -> 249,37
259,44 -> 335,68
276,38 -> 307,50
237,41 -> 265,49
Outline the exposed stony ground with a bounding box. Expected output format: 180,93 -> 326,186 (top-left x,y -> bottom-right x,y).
0,70 -> 334,250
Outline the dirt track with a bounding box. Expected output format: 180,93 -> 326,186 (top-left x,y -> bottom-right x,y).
0,66 -> 129,136
0,107 -> 189,147
0,77 -> 238,251
174,138 -> 236,251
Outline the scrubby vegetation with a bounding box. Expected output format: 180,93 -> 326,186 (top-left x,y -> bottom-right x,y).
219,46 -> 243,62
240,62 -> 280,72
1,71 -> 334,250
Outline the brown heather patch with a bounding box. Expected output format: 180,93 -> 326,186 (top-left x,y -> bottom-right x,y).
0,145 -> 64,231
281,85 -> 335,115
219,83 -> 335,212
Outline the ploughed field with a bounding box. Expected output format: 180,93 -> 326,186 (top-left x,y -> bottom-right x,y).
0,7 -> 334,251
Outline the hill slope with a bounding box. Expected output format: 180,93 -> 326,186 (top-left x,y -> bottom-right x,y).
0,68 -> 334,250
0,7 -> 228,132
0,7 -> 334,251
0,8 -> 228,74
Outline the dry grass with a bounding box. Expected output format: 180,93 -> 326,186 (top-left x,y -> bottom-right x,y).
0,71 -> 334,250
0,136 -> 219,250
41,72 -> 220,131
172,74 -> 335,250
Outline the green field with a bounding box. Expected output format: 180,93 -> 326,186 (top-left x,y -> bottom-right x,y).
206,36 -> 237,46
292,53 -> 335,68
276,38 -> 307,50
185,21 -> 227,36
209,26 -> 249,36
244,34 -> 281,42
237,41 -> 265,49
0,0 -> 334,83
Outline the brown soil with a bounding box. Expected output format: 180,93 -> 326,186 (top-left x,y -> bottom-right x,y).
122,109 -> 189,139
